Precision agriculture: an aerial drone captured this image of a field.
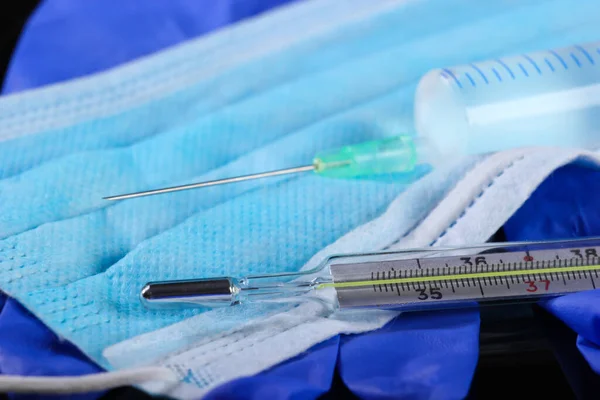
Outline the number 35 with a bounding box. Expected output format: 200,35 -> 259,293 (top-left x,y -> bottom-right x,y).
416,287 -> 443,300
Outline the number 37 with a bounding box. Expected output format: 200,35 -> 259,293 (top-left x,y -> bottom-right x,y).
523,279 -> 550,292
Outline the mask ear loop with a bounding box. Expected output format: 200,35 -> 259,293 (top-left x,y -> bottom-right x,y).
0,367 -> 177,394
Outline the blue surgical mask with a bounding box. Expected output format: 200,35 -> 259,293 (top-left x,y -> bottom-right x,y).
2,0 -> 600,398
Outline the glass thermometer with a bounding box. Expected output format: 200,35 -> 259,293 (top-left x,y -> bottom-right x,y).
141,237 -> 600,311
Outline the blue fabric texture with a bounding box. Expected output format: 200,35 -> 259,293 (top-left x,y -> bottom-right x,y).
3,0 -> 600,399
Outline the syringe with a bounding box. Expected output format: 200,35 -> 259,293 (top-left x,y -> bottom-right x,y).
141,237 -> 600,312
416,41 -> 600,155
106,41 -> 600,201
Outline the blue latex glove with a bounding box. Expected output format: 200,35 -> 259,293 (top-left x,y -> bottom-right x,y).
205,337 -> 340,400
338,310 -> 479,400
4,0 -> 297,93
206,310 -> 479,400
0,298 -> 103,400
504,162 -> 600,375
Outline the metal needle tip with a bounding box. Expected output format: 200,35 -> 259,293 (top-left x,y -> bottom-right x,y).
103,164 -> 315,201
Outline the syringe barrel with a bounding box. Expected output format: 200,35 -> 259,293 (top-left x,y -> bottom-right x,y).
415,41 -> 600,156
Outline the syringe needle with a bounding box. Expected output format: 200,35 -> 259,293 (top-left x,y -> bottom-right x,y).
103,164 -> 315,201
104,135 -> 421,201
